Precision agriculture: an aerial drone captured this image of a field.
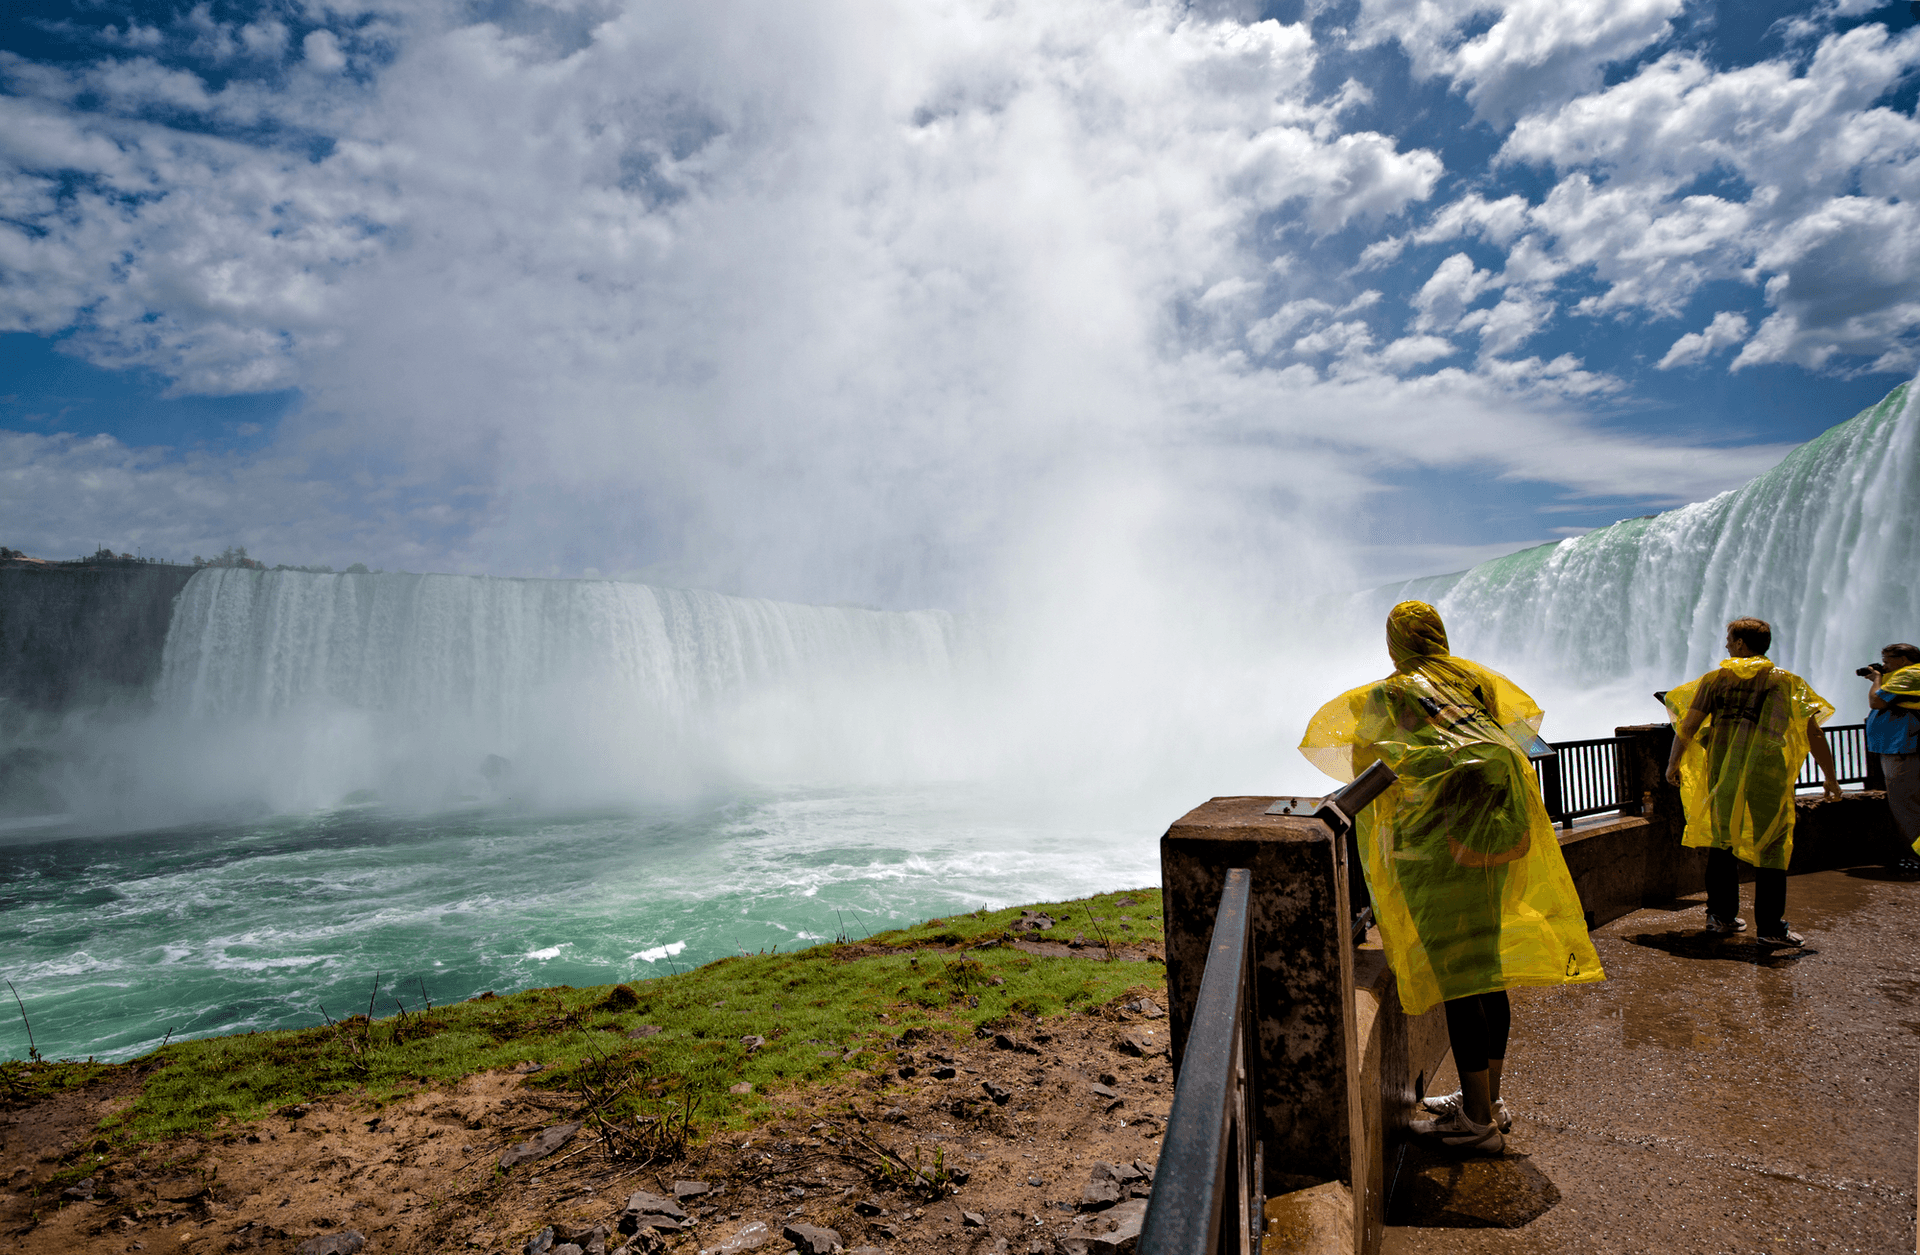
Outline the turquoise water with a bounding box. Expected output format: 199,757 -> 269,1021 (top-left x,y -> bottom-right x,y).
0,789 -> 1158,1062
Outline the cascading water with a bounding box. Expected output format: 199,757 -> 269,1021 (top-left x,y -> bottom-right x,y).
1377,384 -> 1920,730
141,570 -> 967,813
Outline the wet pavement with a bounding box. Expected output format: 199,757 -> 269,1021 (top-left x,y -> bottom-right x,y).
1381,866 -> 1920,1254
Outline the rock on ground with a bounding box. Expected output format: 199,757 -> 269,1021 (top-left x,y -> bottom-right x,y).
295,1234 -> 367,1255
782,1221 -> 845,1254
500,1121 -> 583,1169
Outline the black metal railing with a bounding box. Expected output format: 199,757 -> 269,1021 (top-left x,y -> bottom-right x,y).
1528,724 -> 1873,825
1534,736 -> 1630,829
1138,868 -> 1260,1255
1798,723 -> 1869,788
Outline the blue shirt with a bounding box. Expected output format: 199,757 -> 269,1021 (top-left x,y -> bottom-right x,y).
1866,693 -> 1920,754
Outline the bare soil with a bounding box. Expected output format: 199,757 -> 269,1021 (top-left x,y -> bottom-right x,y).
0,1005 -> 1175,1255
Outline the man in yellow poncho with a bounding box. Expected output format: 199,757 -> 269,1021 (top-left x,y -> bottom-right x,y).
1301,601 -> 1603,1155
1863,643 -> 1920,851
1664,617 -> 1839,946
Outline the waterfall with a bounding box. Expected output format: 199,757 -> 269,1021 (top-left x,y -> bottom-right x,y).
1376,382 -> 1919,724
142,570 -> 965,812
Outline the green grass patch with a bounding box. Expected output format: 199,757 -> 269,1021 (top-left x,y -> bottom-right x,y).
863,887 -> 1165,952
55,888 -> 1165,1148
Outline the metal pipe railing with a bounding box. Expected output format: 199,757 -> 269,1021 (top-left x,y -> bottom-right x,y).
1138,867 -> 1259,1255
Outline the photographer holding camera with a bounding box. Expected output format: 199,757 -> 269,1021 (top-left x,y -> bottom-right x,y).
1863,643 -> 1920,849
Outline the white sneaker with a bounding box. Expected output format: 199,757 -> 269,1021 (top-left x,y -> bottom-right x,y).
1420,1090 -> 1512,1132
1409,1108 -> 1504,1155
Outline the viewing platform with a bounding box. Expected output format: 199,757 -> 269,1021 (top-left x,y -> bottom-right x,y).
1144,721 -> 1917,1255
1381,863 -> 1918,1253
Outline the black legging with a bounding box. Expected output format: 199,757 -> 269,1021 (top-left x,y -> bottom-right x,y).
1443,990 -> 1511,1074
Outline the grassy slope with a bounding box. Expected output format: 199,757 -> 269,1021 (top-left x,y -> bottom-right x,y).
5,889 -> 1166,1168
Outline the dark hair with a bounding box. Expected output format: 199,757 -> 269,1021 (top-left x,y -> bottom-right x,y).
1886,643 -> 1920,665
1727,617 -> 1772,655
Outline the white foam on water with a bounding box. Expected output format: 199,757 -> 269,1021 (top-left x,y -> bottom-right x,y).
633,942 -> 687,963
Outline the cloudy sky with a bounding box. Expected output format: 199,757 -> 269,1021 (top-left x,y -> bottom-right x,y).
3,0 -> 1917,605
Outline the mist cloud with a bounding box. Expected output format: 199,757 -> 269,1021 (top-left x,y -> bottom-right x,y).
2,0 -> 1917,603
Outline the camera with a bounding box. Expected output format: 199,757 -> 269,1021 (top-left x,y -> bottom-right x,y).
1856,663 -> 1885,678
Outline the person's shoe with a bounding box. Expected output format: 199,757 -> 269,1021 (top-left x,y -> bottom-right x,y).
1410,1108 -> 1504,1155
1703,914 -> 1747,934
1756,924 -> 1805,946
1420,1091 -> 1513,1132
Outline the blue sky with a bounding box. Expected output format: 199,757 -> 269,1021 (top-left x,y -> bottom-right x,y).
3,0 -> 1918,599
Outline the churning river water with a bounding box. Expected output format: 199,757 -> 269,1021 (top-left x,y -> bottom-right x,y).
0,787 -> 1157,1063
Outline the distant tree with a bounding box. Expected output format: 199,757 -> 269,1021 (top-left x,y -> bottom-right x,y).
345,562 -> 370,574
195,546 -> 267,571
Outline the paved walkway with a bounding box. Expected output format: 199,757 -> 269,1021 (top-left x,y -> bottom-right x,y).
1382,866 -> 1920,1255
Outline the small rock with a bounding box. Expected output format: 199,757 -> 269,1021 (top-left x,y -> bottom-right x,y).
500,1121 -> 582,1169
741,1035 -> 767,1054
673,1180 -> 711,1199
847,1248 -> 888,1255
991,1033 -> 1039,1055
1080,1178 -> 1124,1210
61,1177 -> 95,1201
1135,999 -> 1164,1019
516,1061 -> 547,1074
731,1082 -> 755,1094
1012,910 -> 1056,932
525,1226 -> 556,1255
1027,1175 -> 1043,1187
853,1199 -> 887,1217
619,1190 -> 692,1236
1112,1033 -> 1165,1059
552,1246 -> 585,1255
1058,1198 -> 1147,1255
881,1107 -> 908,1123
932,1067 -> 957,1080
1115,896 -> 1138,907
1068,933 -> 1086,948
782,1221 -> 844,1255
296,1235 -> 367,1255
626,1025 -> 664,1039
1089,1083 -> 1118,1100
962,1211 -> 988,1228
982,1081 -> 1013,1105
557,1224 -> 611,1255
897,1065 -> 918,1079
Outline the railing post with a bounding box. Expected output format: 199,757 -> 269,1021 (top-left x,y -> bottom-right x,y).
1535,749 -> 1566,828
1160,799 -> 1357,1192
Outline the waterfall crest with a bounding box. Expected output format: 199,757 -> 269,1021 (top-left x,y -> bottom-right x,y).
159,570 -> 958,723
1378,382 -> 1918,716
145,571 -> 964,811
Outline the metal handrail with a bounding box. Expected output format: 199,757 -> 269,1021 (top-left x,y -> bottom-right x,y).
1798,723 -> 1869,788
1138,868 -> 1260,1255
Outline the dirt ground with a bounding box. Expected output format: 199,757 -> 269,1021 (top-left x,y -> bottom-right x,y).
0,1003 -> 1175,1255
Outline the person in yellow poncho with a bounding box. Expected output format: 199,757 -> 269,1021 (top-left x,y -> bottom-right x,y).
1664,617 -> 1839,947
1301,601 -> 1604,1155
1862,642 -> 1919,851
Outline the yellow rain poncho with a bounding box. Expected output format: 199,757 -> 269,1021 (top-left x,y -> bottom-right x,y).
1880,662 -> 1920,713
1664,658 -> 1834,871
1299,602 -> 1604,1016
